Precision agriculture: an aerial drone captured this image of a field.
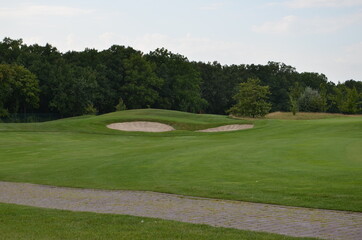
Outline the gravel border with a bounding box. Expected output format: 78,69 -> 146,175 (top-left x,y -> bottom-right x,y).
0,181 -> 361,240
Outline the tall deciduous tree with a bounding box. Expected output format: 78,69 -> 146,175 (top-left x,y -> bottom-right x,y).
288,82 -> 303,115
228,78 -> 271,118
335,86 -> 360,114
196,61 -> 227,114
147,48 -> 207,112
1,37 -> 362,118
49,64 -> 98,116
0,64 -> 40,115
120,53 -> 163,109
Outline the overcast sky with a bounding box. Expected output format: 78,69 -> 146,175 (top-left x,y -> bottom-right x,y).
1,0 -> 362,83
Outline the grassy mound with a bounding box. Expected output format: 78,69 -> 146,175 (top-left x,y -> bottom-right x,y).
0,109 -> 361,211
0,109 -> 248,134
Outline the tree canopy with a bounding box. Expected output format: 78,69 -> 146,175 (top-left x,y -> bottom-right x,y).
228,78 -> 271,118
0,37 -> 361,120
0,64 -> 40,116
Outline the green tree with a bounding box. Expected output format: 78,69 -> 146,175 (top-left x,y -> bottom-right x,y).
196,61 -> 228,114
289,95 -> 298,116
115,97 -> 127,111
0,64 -> 12,116
49,64 -> 98,116
335,86 -> 360,114
227,78 -> 271,118
318,83 -> 328,112
120,53 -> 163,109
0,64 -> 40,114
246,62 -> 297,112
147,48 -> 207,113
0,37 -> 23,63
83,103 -> 98,115
288,82 -> 303,115
2,37 -> 360,116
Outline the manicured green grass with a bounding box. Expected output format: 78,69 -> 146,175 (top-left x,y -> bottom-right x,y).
0,203 -> 314,240
0,109 -> 361,211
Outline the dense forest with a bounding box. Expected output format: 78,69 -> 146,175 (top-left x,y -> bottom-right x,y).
0,37 -> 361,121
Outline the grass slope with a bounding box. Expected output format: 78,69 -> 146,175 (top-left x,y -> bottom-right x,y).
0,109 -> 361,211
0,203 -> 314,240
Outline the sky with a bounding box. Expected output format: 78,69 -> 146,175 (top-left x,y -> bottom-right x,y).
1,0 -> 362,83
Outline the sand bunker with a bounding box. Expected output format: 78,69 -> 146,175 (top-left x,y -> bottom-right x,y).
107,121 -> 175,132
197,124 -> 254,132
107,121 -> 253,133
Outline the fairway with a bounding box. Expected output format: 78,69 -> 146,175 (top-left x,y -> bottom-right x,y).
0,109 -> 361,211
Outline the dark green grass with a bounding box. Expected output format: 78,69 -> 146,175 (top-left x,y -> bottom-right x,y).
0,203 -> 314,240
0,109 -> 361,211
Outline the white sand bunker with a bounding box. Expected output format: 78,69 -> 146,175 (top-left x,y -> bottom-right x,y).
197,124 -> 254,132
107,121 -> 175,132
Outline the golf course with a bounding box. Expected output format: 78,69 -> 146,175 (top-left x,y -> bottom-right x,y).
1,109 -> 361,210
0,109 -> 361,239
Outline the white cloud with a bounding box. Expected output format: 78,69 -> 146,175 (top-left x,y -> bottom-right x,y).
98,32 -> 117,47
282,0 -> 362,8
252,16 -> 297,34
23,36 -> 43,45
252,12 -> 362,34
329,42 -> 362,81
49,34 -> 86,52
0,5 -> 93,17
66,34 -> 76,49
336,42 -> 362,65
304,12 -> 362,33
200,2 -> 225,10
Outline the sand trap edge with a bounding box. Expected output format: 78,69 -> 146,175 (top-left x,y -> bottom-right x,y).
197,124 -> 254,132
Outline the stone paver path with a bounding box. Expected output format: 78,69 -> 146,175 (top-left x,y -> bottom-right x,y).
0,181 -> 361,240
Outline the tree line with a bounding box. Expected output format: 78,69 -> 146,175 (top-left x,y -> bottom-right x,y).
0,37 -> 361,120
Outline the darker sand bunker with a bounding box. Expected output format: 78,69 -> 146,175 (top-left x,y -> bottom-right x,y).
107,121 -> 175,132
197,124 -> 254,132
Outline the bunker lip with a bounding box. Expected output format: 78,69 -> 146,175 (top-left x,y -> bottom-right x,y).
197,124 -> 254,132
107,121 -> 175,132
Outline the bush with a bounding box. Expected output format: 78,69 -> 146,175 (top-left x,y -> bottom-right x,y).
84,103 -> 98,115
115,98 -> 127,111
298,87 -> 325,112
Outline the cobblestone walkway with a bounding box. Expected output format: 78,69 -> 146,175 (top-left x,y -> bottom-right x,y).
0,181 -> 361,240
